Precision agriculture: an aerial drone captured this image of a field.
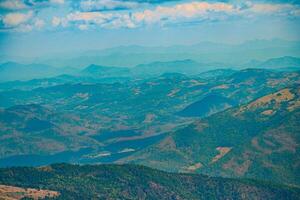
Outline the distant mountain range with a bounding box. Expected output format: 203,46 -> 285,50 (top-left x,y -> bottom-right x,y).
132,59 -> 212,76
1,56 -> 299,82
81,64 -> 130,77
3,39 -> 298,68
243,56 -> 300,70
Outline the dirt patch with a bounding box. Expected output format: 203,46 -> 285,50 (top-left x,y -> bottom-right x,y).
247,88 -> 294,109
143,114 -> 156,123
185,162 -> 203,172
251,137 -> 273,155
37,166 -> 53,172
223,158 -> 252,176
157,136 -> 176,150
188,80 -> 206,87
211,147 -> 232,163
288,100 -> 300,112
261,109 -> 275,116
167,89 -> 180,97
271,132 -> 298,153
236,88 -> 295,115
0,184 -> 59,200
212,84 -> 229,90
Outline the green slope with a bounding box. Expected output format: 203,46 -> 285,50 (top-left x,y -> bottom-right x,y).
0,163 -> 299,200
123,85 -> 300,186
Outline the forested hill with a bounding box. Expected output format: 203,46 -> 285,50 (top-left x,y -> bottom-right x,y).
0,163 -> 299,200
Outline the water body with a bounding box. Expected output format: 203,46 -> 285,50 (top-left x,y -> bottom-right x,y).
0,133 -> 166,167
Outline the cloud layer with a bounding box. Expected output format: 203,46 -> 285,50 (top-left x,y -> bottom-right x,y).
0,0 -> 300,32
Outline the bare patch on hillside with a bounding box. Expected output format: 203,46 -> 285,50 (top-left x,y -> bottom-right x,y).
157,136 -> 176,150
211,147 -> 232,163
188,80 -> 206,87
185,162 -> 203,172
212,84 -> 229,90
247,89 -> 294,109
37,166 -> 53,172
0,184 -> 59,200
223,158 -> 252,176
261,109 -> 275,116
288,100 -> 300,112
236,88 -> 295,115
143,114 -> 156,123
167,88 -> 180,97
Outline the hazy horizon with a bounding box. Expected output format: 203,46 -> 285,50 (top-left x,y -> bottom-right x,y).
1,0 -> 300,60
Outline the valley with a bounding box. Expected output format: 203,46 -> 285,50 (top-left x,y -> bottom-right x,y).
0,59 -> 299,191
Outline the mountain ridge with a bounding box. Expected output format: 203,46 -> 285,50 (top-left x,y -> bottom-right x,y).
0,163 -> 299,200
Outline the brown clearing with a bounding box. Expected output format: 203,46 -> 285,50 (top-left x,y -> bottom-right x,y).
0,184 -> 59,200
211,147 -> 232,163
261,109 -> 274,116
212,84 -> 229,90
167,88 -> 180,97
186,162 -> 203,172
247,89 -> 294,109
143,114 -> 156,123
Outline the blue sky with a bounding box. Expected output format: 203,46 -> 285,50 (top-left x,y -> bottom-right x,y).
0,0 -> 300,58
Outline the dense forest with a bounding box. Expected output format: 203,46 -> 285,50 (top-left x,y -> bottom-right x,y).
0,163 -> 299,200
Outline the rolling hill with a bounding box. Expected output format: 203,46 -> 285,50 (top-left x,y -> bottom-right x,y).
123,85 -> 300,186
243,56 -> 300,70
0,68 -> 299,187
178,94 -> 236,118
0,163 -> 299,200
132,59 -> 210,76
81,64 -> 130,77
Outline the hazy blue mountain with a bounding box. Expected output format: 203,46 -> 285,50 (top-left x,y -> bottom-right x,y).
14,39 -> 300,68
132,59 -> 211,76
0,62 -> 77,82
81,64 -> 130,77
242,56 -> 300,70
260,56 -> 300,69
197,69 -> 237,79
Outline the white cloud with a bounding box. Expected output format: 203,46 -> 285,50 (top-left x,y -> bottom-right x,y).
2,11 -> 33,27
0,0 -> 27,10
78,24 -> 89,30
61,11 -> 137,29
5,1 -> 297,32
66,11 -> 112,25
250,3 -> 294,13
50,0 -> 65,4
80,0 -> 140,11
54,1 -> 236,30
133,2 -> 235,25
34,18 -> 45,29
52,16 -> 61,26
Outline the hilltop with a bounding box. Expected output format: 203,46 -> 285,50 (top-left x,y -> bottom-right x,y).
0,163 -> 299,200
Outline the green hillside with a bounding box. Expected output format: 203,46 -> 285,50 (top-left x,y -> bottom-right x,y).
0,163 -> 299,200
123,85 -> 300,186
